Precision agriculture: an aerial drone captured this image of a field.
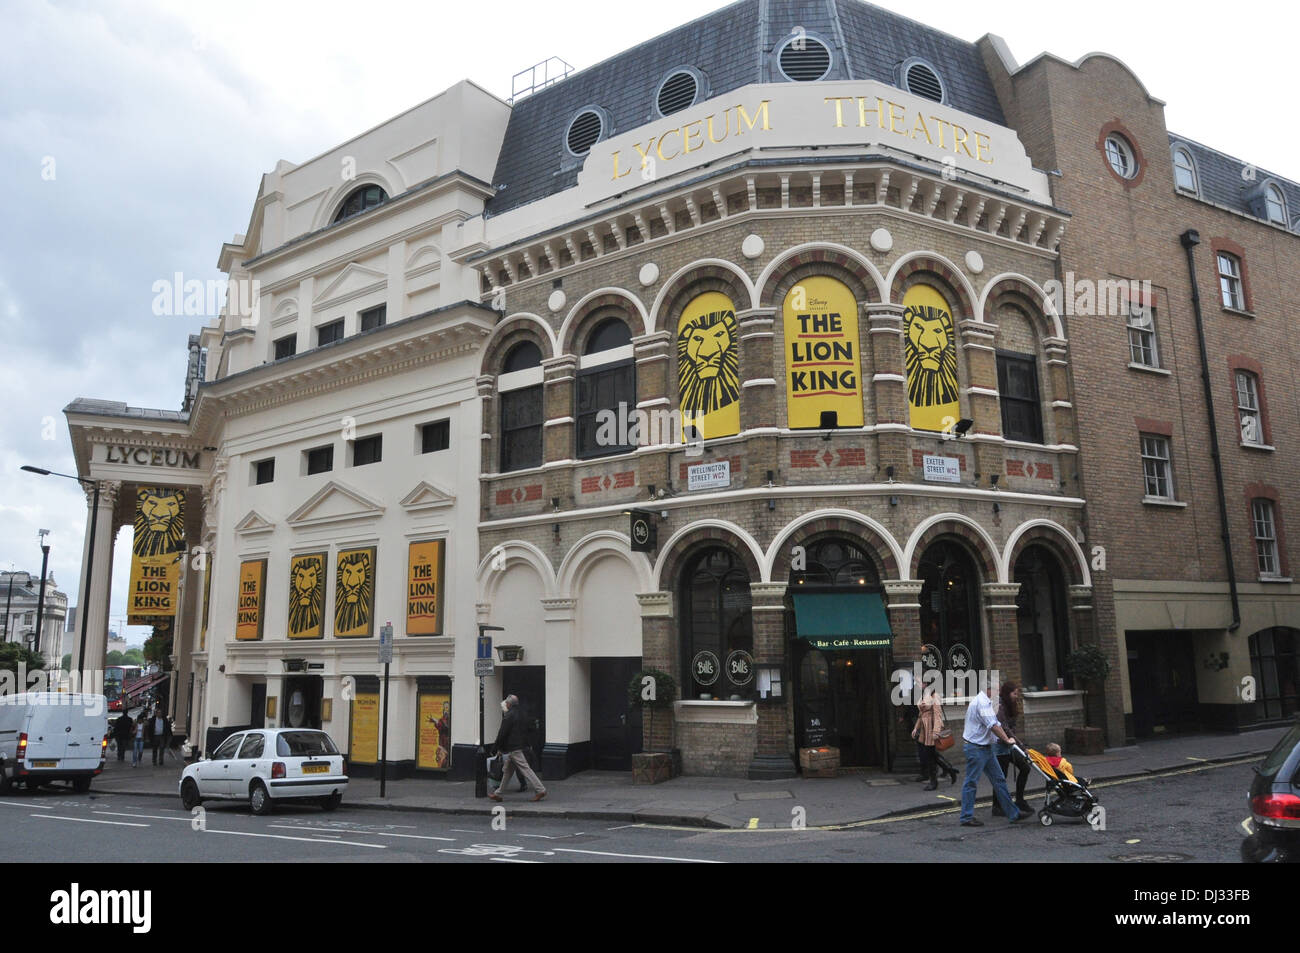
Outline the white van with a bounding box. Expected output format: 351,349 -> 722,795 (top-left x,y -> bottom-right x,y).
0,693 -> 109,793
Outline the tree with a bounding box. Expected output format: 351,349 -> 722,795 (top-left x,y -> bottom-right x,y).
0,642 -> 45,676
143,633 -> 170,669
61,653 -> 71,673
106,650 -> 126,665
123,647 -> 145,666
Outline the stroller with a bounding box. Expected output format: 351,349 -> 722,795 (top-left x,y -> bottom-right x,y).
1015,744 -> 1101,827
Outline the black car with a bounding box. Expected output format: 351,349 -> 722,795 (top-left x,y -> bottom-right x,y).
1241,722 -> 1300,863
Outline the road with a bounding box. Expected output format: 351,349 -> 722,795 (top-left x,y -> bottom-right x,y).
0,758 -> 1255,863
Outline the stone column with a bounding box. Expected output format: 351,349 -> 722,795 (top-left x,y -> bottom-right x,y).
633,331 -> 673,491
867,304 -> 909,474
1069,583 -> 1122,745
884,580 -> 924,774
540,596 -> 584,779
747,582 -> 794,779
636,591 -> 675,751
982,582 -> 1022,688
77,480 -> 120,674
959,319 -> 1004,481
542,355 -> 577,508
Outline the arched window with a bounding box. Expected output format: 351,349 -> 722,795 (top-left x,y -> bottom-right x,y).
499,341 -> 544,472
332,184 -> 388,224
917,541 -> 983,673
1172,147 -> 1198,194
576,317 -> 636,458
789,538 -> 879,589
1265,185 -> 1287,226
1013,545 -> 1071,691
680,548 -> 754,700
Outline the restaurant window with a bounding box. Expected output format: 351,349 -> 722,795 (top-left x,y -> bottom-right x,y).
499,341 -> 544,473
576,317 -> 635,459
996,350 -> 1043,444
917,540 -> 983,673
1014,546 -> 1072,692
680,548 -> 754,701
1249,627 -> 1300,720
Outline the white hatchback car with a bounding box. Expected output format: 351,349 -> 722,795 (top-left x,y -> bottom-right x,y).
179,728 -> 348,815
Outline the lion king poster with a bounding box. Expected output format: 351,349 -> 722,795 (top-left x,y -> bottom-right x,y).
127,487 -> 185,624
235,559 -> 266,641
903,284 -> 961,432
783,277 -> 863,428
334,547 -> 376,638
287,552 -> 326,639
677,292 -> 740,441
406,540 -> 445,636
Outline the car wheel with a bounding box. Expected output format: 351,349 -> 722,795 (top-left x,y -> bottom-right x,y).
180,778 -> 201,810
320,791 -> 342,812
72,778 -> 92,794
249,780 -> 273,816
1038,810 -> 1052,827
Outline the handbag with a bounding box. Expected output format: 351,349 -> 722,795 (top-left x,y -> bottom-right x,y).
487,753 -> 503,781
934,728 -> 955,752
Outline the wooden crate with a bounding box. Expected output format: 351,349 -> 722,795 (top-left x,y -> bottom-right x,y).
799,746 -> 840,778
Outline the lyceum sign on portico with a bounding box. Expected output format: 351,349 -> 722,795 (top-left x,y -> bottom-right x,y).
579,80 -> 1051,208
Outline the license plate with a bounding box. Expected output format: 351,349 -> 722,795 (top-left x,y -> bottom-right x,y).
301,763 -> 328,775
32,760 -> 58,768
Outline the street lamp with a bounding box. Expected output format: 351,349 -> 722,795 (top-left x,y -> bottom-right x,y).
476,623 -> 505,799
33,529 -> 50,660
21,466 -> 99,675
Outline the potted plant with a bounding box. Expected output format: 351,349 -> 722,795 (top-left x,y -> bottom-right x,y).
1064,644 -> 1111,755
627,668 -> 678,784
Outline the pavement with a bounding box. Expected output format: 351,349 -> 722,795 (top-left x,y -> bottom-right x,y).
90,726 -> 1289,829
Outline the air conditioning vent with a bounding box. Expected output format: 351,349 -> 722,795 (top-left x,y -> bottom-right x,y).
905,62 -> 944,103
778,37 -> 831,82
657,70 -> 699,116
566,109 -> 604,156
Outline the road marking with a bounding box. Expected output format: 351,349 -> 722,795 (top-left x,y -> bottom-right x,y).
269,824 -> 455,842
449,828 -> 480,834
1126,838 -> 1141,844
0,800 -> 55,809
202,829 -> 386,848
34,814 -> 148,828
1185,756 -> 1208,762
516,832 -> 583,839
94,810 -> 191,822
747,817 -> 759,829
1239,819 -> 1253,835
491,857 -> 541,863
554,847 -> 723,863
936,794 -> 956,802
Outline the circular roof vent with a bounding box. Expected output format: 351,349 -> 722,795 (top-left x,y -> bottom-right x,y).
778,36 -> 831,82
657,70 -> 700,117
904,61 -> 944,103
566,109 -> 605,157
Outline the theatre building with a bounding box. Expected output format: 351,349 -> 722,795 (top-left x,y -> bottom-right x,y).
468,0 -> 1099,779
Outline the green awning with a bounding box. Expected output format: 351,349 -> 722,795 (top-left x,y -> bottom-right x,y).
792,592 -> 893,650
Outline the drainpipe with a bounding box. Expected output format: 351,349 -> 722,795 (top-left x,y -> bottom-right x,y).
1179,229 -> 1241,632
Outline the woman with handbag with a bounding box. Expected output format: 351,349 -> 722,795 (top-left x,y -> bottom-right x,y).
992,680 -> 1033,816
912,688 -> 958,790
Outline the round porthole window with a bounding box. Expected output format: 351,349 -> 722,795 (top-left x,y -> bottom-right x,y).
1105,133 -> 1138,179
777,35 -> 832,82
566,108 -> 605,157
656,69 -> 700,117
904,60 -> 944,103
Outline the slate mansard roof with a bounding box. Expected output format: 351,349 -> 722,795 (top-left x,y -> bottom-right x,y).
485,0 -> 1008,216
1170,133 -> 1300,229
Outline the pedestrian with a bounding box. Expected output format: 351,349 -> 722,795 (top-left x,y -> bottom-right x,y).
161,713 -> 174,764
959,679 -> 1024,826
488,695 -> 546,803
911,685 -> 957,790
151,708 -> 166,765
114,711 -> 133,762
991,680 -> 1033,818
132,716 -> 145,767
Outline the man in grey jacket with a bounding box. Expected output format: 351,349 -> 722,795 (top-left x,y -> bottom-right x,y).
489,695 -> 547,802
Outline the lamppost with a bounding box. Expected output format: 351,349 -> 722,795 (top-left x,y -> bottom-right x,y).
21,467 -> 100,674
2,562 -> 14,643
33,529 -> 50,659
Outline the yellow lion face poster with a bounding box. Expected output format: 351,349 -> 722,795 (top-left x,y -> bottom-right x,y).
677,292 -> 740,441
127,487 -> 185,624
334,547 -> 376,638
287,552 -> 326,639
903,284 -> 961,432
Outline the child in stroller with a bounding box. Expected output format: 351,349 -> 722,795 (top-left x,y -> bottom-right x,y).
1018,742 -> 1102,827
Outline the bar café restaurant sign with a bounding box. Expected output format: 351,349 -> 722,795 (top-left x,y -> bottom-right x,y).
577,79 -> 1049,206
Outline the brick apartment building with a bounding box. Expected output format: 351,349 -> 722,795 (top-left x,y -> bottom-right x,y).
61,0 -> 1296,780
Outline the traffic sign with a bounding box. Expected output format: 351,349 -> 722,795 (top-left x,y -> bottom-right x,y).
474,657 -> 495,678
378,623 -> 394,664
477,634 -> 493,660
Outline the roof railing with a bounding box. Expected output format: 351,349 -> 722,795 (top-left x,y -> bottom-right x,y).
509,57 -> 574,104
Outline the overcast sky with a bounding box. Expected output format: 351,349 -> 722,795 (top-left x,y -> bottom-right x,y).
2,0 -> 1296,646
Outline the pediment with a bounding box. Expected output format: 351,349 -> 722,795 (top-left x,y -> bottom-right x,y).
286,480 -> 384,529
399,480 -> 455,513
313,262 -> 387,308
234,510 -> 275,536
404,243 -> 442,276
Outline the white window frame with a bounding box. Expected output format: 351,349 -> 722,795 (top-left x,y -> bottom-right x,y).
1105,134 -> 1137,179
1253,499 -> 1280,577
1140,434 -> 1173,500
1236,371 -> 1263,446
1217,253 -> 1244,310
1265,185 -> 1287,226
1126,302 -> 1159,367
1172,147 -> 1198,194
